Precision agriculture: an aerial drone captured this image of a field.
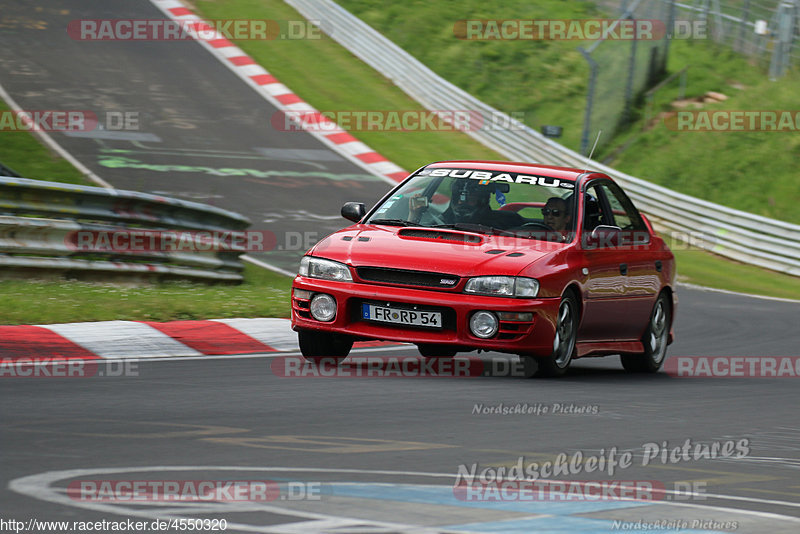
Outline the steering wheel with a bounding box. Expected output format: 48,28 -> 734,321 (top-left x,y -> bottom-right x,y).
423,210 -> 446,226
519,221 -> 554,231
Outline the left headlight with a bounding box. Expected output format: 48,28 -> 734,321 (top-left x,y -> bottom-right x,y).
299,256 -> 353,281
464,276 -> 539,298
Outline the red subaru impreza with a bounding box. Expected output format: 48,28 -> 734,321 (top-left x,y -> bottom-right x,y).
291,161 -> 676,377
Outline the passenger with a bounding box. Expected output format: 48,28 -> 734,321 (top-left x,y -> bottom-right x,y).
542,197 -> 572,233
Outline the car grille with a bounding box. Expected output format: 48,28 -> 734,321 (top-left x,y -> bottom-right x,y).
356,267 -> 460,289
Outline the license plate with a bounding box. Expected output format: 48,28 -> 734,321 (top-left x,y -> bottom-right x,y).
362,303 -> 442,328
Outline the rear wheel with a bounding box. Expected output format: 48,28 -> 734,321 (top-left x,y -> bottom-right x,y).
298,330 -> 353,364
621,292 -> 671,373
417,344 -> 458,358
533,292 -> 579,378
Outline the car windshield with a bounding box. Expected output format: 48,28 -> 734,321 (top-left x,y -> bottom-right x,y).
366,167 -> 577,241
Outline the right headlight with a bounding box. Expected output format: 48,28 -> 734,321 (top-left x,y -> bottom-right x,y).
464,276 -> 539,298
299,256 -> 353,281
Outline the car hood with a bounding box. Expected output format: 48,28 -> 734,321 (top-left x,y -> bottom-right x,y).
310,225 -> 565,277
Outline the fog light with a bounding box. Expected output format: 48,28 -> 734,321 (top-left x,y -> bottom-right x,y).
310,294 -> 336,322
497,312 -> 533,322
470,311 -> 499,338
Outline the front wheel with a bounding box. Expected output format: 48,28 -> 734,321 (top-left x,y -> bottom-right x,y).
621,292 -> 671,373
298,330 -> 353,364
533,293 -> 579,378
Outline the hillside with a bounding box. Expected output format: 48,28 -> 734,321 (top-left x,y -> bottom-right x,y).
339,0 -> 800,224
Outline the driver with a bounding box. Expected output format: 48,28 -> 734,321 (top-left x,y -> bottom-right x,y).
447,179 -> 493,223
409,179 -> 494,225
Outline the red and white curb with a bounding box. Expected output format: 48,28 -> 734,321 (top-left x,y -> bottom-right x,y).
0,319 -> 293,360
0,319 -> 400,361
149,0 -> 407,186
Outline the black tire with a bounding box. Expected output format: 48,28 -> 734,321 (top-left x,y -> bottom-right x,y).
417,343 -> 458,358
533,292 -> 579,378
298,330 -> 353,364
621,292 -> 671,373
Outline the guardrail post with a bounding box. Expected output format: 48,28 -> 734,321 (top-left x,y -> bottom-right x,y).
0,161 -> 21,178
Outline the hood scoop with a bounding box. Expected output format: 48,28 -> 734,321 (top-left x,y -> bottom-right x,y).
398,228 -> 482,244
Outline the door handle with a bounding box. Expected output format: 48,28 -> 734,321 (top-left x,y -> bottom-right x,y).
619,263 -> 628,275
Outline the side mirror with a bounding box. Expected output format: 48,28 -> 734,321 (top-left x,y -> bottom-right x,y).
584,225 -> 622,249
341,202 -> 366,223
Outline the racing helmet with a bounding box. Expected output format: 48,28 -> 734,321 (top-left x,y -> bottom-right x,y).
450,179 -> 492,219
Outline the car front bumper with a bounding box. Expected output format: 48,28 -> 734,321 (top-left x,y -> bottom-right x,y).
291,276 -> 560,356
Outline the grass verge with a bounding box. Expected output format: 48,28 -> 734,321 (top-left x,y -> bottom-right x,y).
0,99 -> 90,185
668,245 -> 800,301
0,263 -> 292,325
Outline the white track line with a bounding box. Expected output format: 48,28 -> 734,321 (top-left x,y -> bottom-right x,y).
0,82 -> 112,188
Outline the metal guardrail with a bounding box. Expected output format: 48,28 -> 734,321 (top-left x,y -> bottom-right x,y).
0,176 -> 252,282
286,0 -> 800,277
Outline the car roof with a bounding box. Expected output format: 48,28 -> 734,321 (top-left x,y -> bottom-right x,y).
425,160 -> 598,181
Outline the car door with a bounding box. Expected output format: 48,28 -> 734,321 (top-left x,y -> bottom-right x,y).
599,181 -> 662,338
595,181 -> 660,340
577,182 -> 629,341
577,181 -> 651,342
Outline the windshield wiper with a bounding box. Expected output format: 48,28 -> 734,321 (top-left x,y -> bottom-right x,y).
432,223 -> 521,238
368,218 -> 424,227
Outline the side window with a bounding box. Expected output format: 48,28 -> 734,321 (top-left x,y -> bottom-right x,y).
598,183 -> 646,231
594,182 -> 649,246
604,186 -> 632,228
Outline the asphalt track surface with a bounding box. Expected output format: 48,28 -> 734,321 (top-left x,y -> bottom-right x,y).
2,289 -> 800,532
2,1 -> 800,532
